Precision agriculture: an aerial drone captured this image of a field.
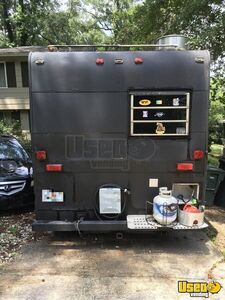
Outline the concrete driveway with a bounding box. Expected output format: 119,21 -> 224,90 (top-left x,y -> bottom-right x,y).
0,230 -> 224,300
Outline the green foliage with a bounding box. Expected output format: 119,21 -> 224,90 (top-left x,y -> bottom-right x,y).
80,0 -> 139,43
0,0 -> 110,46
209,76 -> 225,145
0,0 -> 225,53
0,119 -> 21,136
211,144 -> 223,156
133,0 -> 225,60
0,0 -> 59,47
39,9 -> 107,45
208,154 -> 219,166
0,120 -> 31,154
209,100 -> 224,144
208,144 -> 223,166
8,225 -> 18,235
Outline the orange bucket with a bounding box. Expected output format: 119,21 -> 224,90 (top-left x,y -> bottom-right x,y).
183,203 -> 200,213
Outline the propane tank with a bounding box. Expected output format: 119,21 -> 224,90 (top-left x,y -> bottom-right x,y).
153,187 -> 178,225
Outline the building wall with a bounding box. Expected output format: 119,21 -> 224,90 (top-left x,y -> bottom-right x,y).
0,55 -> 30,134
0,87 -> 29,110
20,110 -> 30,136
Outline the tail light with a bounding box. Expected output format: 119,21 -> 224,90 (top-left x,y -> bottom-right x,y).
176,163 -> 193,171
96,58 -> 104,65
36,150 -> 47,161
46,164 -> 63,172
134,57 -> 143,64
193,150 -> 204,160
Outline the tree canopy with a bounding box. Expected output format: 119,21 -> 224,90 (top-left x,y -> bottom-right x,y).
0,0 -> 59,46
1,0 -> 225,57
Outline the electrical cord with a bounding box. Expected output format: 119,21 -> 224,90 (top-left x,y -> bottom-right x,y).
94,184 -> 130,221
76,219 -> 82,236
76,217 -> 87,239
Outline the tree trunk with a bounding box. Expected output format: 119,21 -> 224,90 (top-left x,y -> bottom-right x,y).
2,0 -> 14,43
18,0 -> 28,46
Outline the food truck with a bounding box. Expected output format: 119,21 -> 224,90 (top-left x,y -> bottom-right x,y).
30,39 -> 209,232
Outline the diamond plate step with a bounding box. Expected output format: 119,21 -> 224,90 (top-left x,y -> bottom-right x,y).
127,215 -> 208,230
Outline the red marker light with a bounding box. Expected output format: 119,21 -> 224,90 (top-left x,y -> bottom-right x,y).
193,150 -> 204,160
46,164 -> 63,172
134,57 -> 143,64
36,150 -> 47,161
96,58 -> 104,65
176,163 -> 193,171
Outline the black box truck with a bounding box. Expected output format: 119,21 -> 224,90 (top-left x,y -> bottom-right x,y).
30,42 -> 209,232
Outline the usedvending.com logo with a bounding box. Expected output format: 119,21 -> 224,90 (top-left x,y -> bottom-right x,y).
65,135 -> 157,170
178,280 -> 222,298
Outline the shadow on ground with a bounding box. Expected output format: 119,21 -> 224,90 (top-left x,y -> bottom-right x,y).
50,230 -> 211,255
0,229 -> 223,300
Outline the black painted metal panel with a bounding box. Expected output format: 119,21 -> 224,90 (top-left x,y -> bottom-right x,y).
30,51 -> 209,92
29,49 -> 209,229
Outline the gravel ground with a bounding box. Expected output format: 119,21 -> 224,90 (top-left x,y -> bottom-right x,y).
0,212 -> 36,264
205,206 -> 225,255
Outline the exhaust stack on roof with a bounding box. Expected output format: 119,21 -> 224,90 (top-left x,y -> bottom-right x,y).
156,34 -> 187,50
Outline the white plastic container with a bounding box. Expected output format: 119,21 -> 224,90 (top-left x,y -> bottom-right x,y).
153,187 -> 178,225
178,208 -> 204,227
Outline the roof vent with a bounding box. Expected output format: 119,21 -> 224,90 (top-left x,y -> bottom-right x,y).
156,34 -> 187,50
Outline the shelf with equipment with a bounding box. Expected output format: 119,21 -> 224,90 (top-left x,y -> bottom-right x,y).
130,92 -> 190,136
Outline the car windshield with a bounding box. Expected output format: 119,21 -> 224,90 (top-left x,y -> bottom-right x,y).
0,139 -> 28,162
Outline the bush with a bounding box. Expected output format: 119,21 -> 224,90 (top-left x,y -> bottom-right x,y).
208,99 -> 224,147
0,120 -> 31,154
209,76 -> 225,149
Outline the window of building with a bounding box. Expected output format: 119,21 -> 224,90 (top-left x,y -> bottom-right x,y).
0,62 -> 7,87
6,62 -> 16,87
130,92 -> 190,136
0,62 -> 17,88
0,111 -> 21,125
11,110 -> 21,122
21,61 -> 29,87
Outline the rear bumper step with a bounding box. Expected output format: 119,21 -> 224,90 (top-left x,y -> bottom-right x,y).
32,220 -> 127,232
127,215 -> 208,230
33,215 -> 208,232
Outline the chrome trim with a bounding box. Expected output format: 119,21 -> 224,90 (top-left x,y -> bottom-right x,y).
0,180 -> 26,196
